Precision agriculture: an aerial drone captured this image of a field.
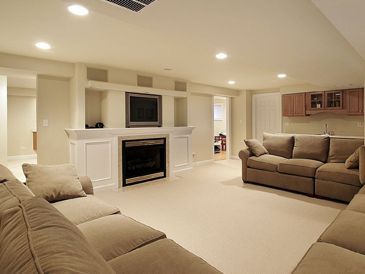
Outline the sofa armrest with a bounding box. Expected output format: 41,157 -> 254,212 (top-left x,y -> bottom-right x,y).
238,148 -> 252,182
359,146 -> 365,185
79,176 -> 94,195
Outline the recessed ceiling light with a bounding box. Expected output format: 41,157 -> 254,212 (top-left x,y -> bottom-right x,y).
216,52 -> 228,60
277,73 -> 287,79
228,80 -> 236,85
68,4 -> 89,16
35,42 -> 51,50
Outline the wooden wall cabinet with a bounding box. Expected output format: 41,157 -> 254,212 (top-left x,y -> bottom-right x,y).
283,88 -> 363,117
306,92 -> 324,111
347,88 -> 364,115
282,93 -> 305,117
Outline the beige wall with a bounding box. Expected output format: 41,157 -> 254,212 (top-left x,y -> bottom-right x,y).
0,76 -> 7,163
7,88 -> 36,156
283,114 -> 363,136
188,93 -> 213,162
214,97 -> 227,135
37,76 -> 70,164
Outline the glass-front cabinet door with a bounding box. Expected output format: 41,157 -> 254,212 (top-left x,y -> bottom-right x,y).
309,92 -> 324,110
325,91 -> 342,109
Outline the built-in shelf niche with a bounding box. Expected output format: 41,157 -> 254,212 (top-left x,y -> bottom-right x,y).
85,89 -> 102,128
137,75 -> 153,88
87,67 -> 108,82
175,81 -> 187,92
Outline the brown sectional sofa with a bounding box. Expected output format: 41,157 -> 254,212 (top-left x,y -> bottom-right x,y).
293,186 -> 365,273
239,133 -> 365,202
0,166 -> 220,274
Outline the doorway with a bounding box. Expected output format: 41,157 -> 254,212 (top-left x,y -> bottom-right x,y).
0,69 -> 37,180
213,96 -> 229,161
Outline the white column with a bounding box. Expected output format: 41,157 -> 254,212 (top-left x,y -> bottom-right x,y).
0,75 -> 7,163
70,63 -> 87,128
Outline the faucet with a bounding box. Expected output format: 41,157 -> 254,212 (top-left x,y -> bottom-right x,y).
323,124 -> 329,135
323,124 -> 334,136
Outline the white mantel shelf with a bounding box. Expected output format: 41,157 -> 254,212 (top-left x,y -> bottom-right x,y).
66,127 -> 195,190
87,80 -> 188,98
65,127 -> 194,140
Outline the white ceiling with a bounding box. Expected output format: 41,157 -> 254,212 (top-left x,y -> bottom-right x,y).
312,0 -> 365,62
0,0 -> 364,90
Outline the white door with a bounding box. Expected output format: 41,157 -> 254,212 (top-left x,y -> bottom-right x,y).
252,93 -> 282,142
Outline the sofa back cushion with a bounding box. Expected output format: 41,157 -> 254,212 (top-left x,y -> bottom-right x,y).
293,135 -> 330,162
23,163 -> 87,202
263,133 -> 294,159
0,179 -> 34,213
0,164 -> 17,183
0,198 -> 115,274
328,137 -> 364,163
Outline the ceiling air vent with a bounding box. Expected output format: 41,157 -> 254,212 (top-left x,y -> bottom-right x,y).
104,0 -> 156,12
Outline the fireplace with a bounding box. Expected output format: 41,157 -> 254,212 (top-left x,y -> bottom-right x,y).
121,138 -> 166,186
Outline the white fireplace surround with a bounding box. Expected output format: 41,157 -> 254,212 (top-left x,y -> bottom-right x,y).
65,127 -> 194,189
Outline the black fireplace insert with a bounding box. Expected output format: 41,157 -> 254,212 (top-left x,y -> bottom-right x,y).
122,138 -> 166,186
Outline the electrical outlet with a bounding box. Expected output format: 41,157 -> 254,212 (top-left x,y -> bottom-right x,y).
42,119 -> 49,127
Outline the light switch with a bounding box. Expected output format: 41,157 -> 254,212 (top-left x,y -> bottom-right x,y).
43,119 -> 49,127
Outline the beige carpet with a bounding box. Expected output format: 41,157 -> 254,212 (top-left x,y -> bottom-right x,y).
95,160 -> 345,274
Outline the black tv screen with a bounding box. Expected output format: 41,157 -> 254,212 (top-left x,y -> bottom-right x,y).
126,93 -> 162,127
130,96 -> 158,122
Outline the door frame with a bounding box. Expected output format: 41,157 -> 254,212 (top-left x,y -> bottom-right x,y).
212,96 -> 231,160
252,92 -> 282,140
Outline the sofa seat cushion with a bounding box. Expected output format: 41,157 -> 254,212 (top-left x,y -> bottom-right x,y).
53,195 -> 120,225
0,179 -> 34,213
347,194 -> 365,214
263,133 -> 294,159
293,135 -> 330,162
108,239 -> 221,274
293,242 -> 365,274
78,214 -> 166,261
0,198 -> 114,274
316,163 -> 361,187
278,159 -> 323,178
247,154 -> 287,172
319,209 -> 365,255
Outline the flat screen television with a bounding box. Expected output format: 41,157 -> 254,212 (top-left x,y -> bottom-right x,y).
126,92 -> 162,127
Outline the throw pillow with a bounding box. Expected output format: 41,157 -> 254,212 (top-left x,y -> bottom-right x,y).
244,139 -> 268,157
345,148 -> 360,169
22,163 -> 87,202
0,164 -> 17,183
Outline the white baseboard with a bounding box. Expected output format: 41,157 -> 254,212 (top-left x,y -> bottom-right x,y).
8,154 -> 37,161
193,159 -> 215,166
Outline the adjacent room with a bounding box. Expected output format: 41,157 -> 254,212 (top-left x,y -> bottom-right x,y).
0,1 -> 365,274
214,96 -> 228,161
